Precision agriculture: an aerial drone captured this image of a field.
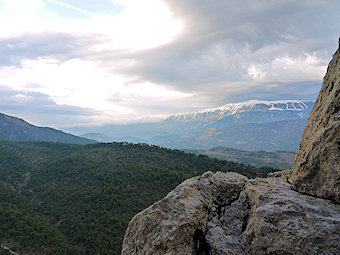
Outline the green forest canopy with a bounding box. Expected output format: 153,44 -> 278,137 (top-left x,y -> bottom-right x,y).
0,140 -> 276,254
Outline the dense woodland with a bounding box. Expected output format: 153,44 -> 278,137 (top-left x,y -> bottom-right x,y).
0,140 -> 276,254
186,147 -> 295,169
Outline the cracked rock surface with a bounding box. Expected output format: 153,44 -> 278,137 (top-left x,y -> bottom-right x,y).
205,189 -> 249,255
121,171 -> 248,255
121,173 -> 340,255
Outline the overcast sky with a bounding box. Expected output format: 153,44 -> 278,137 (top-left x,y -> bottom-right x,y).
0,0 -> 339,128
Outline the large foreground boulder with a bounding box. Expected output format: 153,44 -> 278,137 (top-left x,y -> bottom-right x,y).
121,172 -> 248,255
121,172 -> 340,254
291,40 -> 340,203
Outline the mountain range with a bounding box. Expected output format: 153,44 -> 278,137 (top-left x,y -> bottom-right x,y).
0,99 -> 315,151
73,100 -> 314,151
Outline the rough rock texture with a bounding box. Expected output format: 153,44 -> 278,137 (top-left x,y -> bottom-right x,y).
121,172 -> 340,255
205,189 -> 249,255
242,177 -> 340,255
291,40 -> 340,203
121,171 -> 248,255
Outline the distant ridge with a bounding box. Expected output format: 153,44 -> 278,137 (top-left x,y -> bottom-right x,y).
0,113 -> 97,145
62,99 -> 315,151
165,99 -> 314,124
149,118 -> 307,152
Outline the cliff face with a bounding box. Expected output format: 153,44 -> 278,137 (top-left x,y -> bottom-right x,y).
121,41 -> 340,254
291,40 -> 340,203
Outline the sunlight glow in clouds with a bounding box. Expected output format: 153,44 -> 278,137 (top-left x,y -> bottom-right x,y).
247,53 -> 327,81
91,0 -> 183,50
0,0 -> 183,49
0,0 -> 184,124
0,57 -> 190,116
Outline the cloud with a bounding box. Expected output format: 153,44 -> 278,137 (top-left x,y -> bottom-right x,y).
0,0 -> 338,126
246,53 -> 327,81
0,86 -> 99,127
0,0 -> 188,124
0,57 -> 191,124
119,0 -> 338,91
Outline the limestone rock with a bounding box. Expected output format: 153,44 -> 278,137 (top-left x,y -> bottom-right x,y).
122,172 -> 340,255
291,40 -> 340,203
121,171 -> 248,255
242,177 -> 340,255
205,190 -> 250,255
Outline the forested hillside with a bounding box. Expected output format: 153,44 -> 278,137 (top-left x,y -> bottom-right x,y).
0,141 -> 276,254
186,147 -> 295,169
0,113 -> 96,145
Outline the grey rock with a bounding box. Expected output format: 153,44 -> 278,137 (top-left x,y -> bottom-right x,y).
267,169 -> 291,179
205,190 -> 249,255
242,177 -> 340,255
122,173 -> 340,255
291,40 -> 340,203
121,171 -> 248,255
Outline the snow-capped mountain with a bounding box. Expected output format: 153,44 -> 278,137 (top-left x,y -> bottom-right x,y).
166,100 -> 313,123
162,100 -> 314,132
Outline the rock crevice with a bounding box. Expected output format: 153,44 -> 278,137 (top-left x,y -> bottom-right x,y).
121,171 -> 248,255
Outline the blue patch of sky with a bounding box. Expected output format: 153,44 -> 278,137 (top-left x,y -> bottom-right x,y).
45,0 -> 125,19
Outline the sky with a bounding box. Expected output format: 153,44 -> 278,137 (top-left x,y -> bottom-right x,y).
0,0 -> 339,128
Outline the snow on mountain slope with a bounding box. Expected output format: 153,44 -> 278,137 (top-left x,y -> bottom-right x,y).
164,100 -> 314,124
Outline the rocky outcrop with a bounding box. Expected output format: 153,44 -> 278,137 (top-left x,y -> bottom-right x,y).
291,40 -> 340,203
121,172 -> 340,254
121,172 -> 248,255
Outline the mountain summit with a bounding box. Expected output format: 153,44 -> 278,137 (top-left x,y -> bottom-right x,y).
168,100 -> 312,122
163,99 -> 314,131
